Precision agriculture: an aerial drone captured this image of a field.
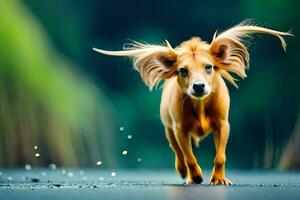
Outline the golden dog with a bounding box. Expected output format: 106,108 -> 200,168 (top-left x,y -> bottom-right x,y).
94,21 -> 292,185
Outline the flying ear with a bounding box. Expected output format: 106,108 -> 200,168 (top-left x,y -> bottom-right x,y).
210,21 -> 293,87
93,41 -> 178,90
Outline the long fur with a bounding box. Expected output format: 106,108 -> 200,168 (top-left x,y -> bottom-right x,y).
94,21 -> 292,88
210,21 -> 293,86
93,41 -> 177,90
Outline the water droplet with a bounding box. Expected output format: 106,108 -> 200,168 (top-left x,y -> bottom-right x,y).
96,161 -> 102,166
67,172 -> 74,177
83,177 -> 87,181
34,146 -> 38,150
111,172 -> 116,177
79,170 -> 84,175
7,177 -> 12,181
35,153 -> 40,157
48,163 -> 57,170
41,172 -> 47,176
127,135 -> 132,139
99,177 -> 104,181
137,158 -> 142,162
122,150 -> 128,155
61,169 -> 66,175
25,164 -> 32,170
119,126 -> 124,132
0,172 -> 2,176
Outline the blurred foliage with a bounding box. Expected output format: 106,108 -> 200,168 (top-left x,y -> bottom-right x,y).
279,116 -> 300,170
0,0 -> 117,167
0,0 -> 298,169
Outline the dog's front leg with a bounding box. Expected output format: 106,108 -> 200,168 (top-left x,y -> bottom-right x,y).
174,126 -> 203,184
165,128 -> 187,178
210,120 -> 232,185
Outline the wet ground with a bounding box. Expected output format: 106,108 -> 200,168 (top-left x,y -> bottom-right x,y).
0,169 -> 300,200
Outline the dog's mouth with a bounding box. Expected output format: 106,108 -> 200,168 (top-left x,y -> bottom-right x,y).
189,91 -> 209,99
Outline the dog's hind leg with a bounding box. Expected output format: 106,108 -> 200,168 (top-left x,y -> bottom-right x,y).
210,120 -> 232,185
165,127 -> 187,179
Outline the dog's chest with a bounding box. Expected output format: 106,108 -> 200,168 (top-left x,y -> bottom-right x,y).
192,103 -> 212,137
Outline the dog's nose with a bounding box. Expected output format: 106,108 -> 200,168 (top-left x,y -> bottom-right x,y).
192,83 -> 205,95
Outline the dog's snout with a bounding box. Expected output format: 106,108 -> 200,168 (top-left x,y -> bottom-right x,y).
192,83 -> 205,94
189,81 -> 210,98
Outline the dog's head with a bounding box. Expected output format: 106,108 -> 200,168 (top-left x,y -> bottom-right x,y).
94,21 -> 292,99
175,37 -> 217,99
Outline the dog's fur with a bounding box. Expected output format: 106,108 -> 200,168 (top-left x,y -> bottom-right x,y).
94,21 -> 292,185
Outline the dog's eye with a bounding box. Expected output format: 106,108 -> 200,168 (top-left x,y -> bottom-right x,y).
205,64 -> 213,74
179,67 -> 188,77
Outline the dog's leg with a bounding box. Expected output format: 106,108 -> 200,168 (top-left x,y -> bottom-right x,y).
174,127 -> 203,184
165,128 -> 187,179
210,120 -> 232,185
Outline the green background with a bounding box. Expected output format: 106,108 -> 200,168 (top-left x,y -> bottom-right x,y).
0,0 -> 299,170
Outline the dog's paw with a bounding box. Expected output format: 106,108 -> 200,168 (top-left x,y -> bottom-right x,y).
185,165 -> 203,184
209,176 -> 232,185
186,175 -> 203,184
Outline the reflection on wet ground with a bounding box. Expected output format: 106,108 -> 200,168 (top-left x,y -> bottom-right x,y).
0,169 -> 300,200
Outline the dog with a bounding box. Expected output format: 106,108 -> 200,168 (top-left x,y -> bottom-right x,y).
93,21 -> 292,185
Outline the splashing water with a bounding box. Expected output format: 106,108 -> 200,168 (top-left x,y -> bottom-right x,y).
137,158 -> 142,162
111,172 -> 116,177
67,172 -> 74,177
48,163 -> 57,170
119,126 -> 124,132
127,135 -> 132,139
34,146 -> 38,150
41,172 -> 47,176
25,164 -> 32,170
35,153 -> 40,157
96,161 -> 102,166
122,150 -> 128,155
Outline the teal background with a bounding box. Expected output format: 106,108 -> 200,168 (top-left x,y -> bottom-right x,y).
0,0 -> 299,170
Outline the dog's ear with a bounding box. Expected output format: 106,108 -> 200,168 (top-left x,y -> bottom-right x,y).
209,21 -> 293,87
93,41 -> 178,90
